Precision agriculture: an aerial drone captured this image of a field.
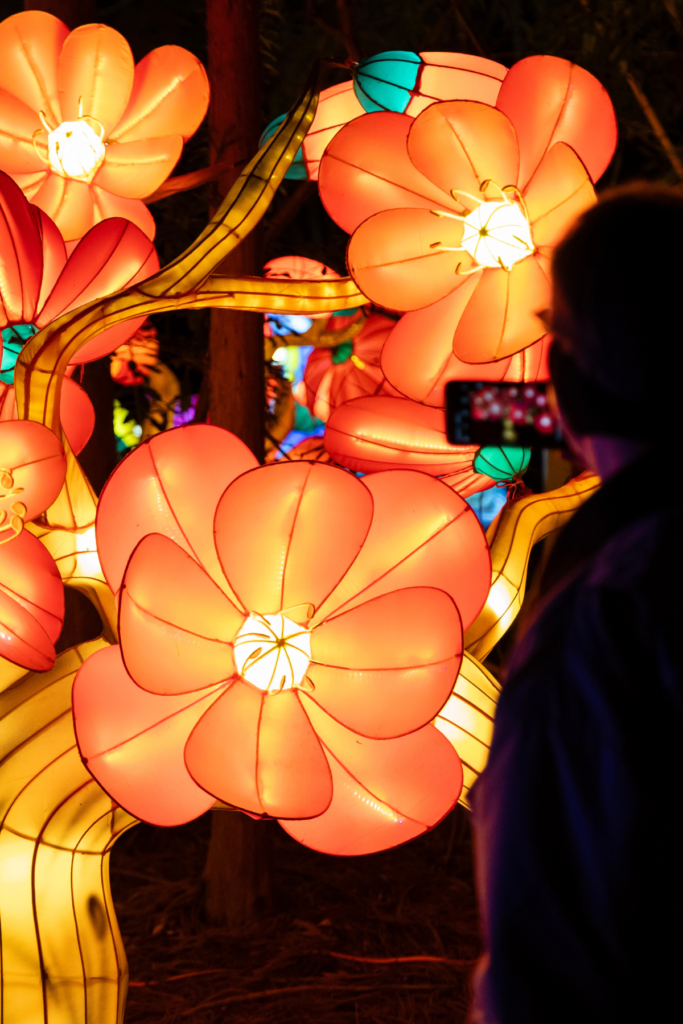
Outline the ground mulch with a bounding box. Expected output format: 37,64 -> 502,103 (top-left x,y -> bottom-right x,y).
111,805 -> 481,1023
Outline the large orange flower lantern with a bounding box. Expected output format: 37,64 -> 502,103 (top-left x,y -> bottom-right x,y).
0,10 -> 209,240
319,55 -> 616,377
74,424 -> 490,854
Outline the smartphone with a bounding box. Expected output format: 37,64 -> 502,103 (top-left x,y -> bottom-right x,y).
445,381 -> 563,448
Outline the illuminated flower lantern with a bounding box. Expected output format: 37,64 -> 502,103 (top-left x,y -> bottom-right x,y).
0,419 -> 65,669
0,169 -> 158,450
301,51 -> 508,181
319,55 -> 617,400
110,320 -> 159,386
324,395 -> 497,497
0,10 -> 209,240
303,313 -> 401,421
74,424 -> 491,854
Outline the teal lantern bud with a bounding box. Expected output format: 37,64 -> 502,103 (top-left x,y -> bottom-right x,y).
473,446 -> 531,482
353,51 -> 422,113
1,324 -> 39,385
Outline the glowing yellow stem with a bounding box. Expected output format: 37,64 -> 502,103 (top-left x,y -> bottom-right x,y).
0,641 -> 137,1024
464,472 -> 600,661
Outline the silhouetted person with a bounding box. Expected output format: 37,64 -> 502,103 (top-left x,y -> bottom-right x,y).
470,184 -> 682,1023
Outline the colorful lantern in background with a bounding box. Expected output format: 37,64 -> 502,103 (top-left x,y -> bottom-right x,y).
110,320 -> 160,386
75,424 -> 491,854
300,82 -> 365,181
0,10 -> 209,240
303,313 -> 400,421
353,50 -> 507,115
320,55 -> 616,372
324,395 -> 497,497
113,400 -> 142,453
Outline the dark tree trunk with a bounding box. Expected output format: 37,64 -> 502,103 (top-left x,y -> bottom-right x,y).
204,0 -> 270,928
206,0 -> 264,458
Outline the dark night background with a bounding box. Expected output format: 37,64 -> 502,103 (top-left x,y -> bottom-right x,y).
2,2 -> 681,1020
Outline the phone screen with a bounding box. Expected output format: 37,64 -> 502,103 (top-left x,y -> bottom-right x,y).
445,381 -> 563,448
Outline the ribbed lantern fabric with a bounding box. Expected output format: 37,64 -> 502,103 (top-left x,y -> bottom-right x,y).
0,11 -> 209,240
303,313 -> 400,421
0,419 -> 66,670
75,424 -> 491,853
0,419 -> 65,525
0,529 -> 64,671
319,55 -> 616,366
324,395 -> 496,498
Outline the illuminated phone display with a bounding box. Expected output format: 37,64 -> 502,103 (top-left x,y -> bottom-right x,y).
445,381 -> 563,448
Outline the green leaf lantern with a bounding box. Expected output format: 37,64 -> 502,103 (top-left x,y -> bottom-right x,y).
474,446 -> 531,482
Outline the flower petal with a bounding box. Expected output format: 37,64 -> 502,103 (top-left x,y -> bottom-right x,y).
0,11 -> 66,125
309,586 -> 461,737
496,55 -> 617,188
452,256 -> 550,363
406,52 -> 507,116
111,45 -> 209,143
319,111 -> 459,235
90,185 -> 156,239
0,530 -> 63,661
324,395 -> 479,475
185,681 -> 333,819
97,425 -> 258,597
59,377 -> 94,455
120,534 -> 243,695
0,172 -> 44,326
281,699 -> 461,855
35,207 -> 67,312
57,23 -> 134,134
73,645 -> 222,826
525,142 -> 596,249
407,100 -> 519,199
0,588 -> 55,673
315,467 -> 490,632
214,462 -> 373,616
302,80 -> 365,182
0,89 -> 44,173
95,136 -> 183,199
381,296 -> 549,407
38,217 -> 158,329
348,207 -> 473,311
30,173 -> 94,242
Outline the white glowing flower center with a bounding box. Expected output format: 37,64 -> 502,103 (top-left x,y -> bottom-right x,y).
461,199 -> 534,270
47,119 -> 106,183
234,612 -> 312,693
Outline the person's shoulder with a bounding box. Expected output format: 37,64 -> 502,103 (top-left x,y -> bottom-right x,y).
585,501 -> 678,592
